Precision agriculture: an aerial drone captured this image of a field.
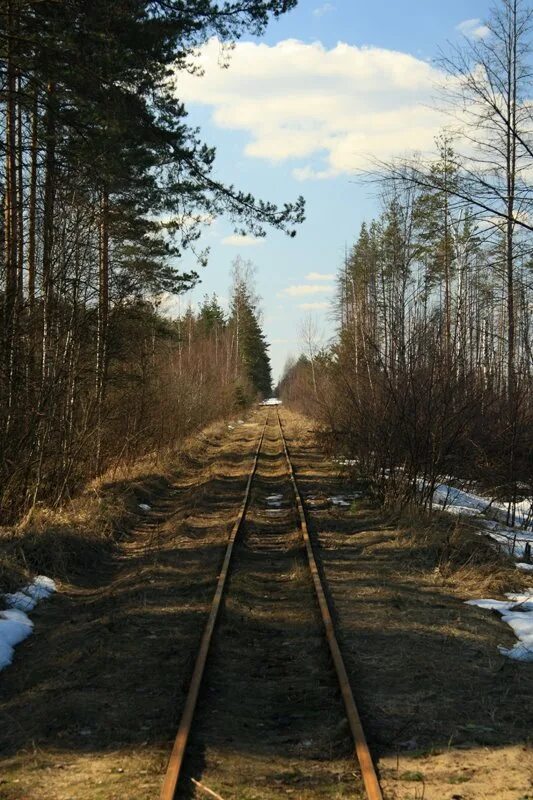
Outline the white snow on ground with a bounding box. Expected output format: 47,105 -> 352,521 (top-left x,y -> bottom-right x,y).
432,481 -> 533,528
3,590 -> 37,612
23,575 -> 56,600
329,496 -> 351,508
0,609 -> 33,670
260,398 -> 282,406
138,503 -> 151,511
517,563 -> 533,572
432,484 -> 493,514
328,492 -> 362,508
4,575 -> 56,611
429,482 -> 533,560
333,457 -> 357,467
466,589 -> 533,662
0,576 -> 56,671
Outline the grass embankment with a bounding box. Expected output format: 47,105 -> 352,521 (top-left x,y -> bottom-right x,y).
0,418 -> 239,596
0,412 -> 263,800
282,409 -> 533,800
0,473 -> 164,595
395,507 -> 524,596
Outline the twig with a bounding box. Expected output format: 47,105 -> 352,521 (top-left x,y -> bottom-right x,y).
191,778 -> 226,800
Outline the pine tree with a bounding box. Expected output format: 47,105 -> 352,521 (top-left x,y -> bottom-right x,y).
0,0 -> 300,518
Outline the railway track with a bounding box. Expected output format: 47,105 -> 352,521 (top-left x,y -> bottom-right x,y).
161,408 -> 383,800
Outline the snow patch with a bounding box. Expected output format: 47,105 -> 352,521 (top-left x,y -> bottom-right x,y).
261,398 -> 282,406
0,609 -> 33,669
24,575 -> 56,601
466,588 -> 533,662
333,457 -> 357,467
139,503 -> 151,512
1,576 -> 56,672
266,493 -> 284,508
431,482 -> 533,527
517,562 -> 533,572
426,480 -> 533,560
4,591 -> 37,612
329,492 -> 362,509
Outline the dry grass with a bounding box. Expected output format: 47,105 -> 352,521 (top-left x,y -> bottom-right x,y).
281,410 -> 533,770
0,413 -> 261,800
397,507 -> 524,596
0,417 -> 237,596
0,479 -> 157,594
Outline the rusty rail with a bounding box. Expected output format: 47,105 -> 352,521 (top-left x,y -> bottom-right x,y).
161,408 -> 383,800
276,408 -> 383,800
160,413 -> 269,800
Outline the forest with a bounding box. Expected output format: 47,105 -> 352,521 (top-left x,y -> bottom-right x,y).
0,1 -> 298,522
279,0 -> 533,526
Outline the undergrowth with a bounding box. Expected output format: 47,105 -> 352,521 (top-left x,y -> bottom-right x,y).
0,418 -> 230,595
397,507 -> 524,596
0,476 -> 166,594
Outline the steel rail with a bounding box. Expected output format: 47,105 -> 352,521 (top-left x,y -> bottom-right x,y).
160,412 -> 270,800
276,408 -> 384,800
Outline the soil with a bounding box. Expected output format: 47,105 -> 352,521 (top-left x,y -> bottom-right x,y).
179,412 -> 363,799
282,411 -> 533,800
0,415 -> 264,799
0,408 -> 532,800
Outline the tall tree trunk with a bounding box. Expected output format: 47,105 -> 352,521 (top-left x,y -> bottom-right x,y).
4,0 -> 19,423
41,81 -> 57,386
95,185 -> 110,472
16,73 -> 24,309
506,0 -> 517,401
27,89 -> 38,309
443,150 -> 452,371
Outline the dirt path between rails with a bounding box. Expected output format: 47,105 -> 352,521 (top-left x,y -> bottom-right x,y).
281,410 -> 533,800
178,412 -> 364,800
0,414 -> 265,800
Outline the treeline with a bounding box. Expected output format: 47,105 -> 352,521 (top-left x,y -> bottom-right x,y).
280,0 -> 533,521
0,1 -> 299,521
91,271 -> 272,481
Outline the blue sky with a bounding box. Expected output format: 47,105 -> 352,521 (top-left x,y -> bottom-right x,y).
169,0 -> 494,382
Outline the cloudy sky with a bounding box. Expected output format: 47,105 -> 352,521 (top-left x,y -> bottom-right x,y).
169,0 -> 492,382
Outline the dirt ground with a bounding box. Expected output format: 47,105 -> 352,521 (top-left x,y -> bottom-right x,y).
179,412 -> 363,799
281,411 -> 533,800
0,414 -> 265,799
0,407 -> 532,800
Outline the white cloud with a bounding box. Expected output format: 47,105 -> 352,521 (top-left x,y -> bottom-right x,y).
175,38 -> 448,179
221,234 -> 262,246
298,301 -> 331,310
306,271 -> 335,281
313,3 -> 335,17
457,19 -> 491,40
280,284 -> 334,297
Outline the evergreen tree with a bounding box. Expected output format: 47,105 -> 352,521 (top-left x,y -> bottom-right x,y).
198,294 -> 226,336
229,260 -> 272,398
0,0 -> 300,517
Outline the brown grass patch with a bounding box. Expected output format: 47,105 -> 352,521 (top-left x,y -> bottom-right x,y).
397,508 -> 524,596
0,417 -> 238,596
